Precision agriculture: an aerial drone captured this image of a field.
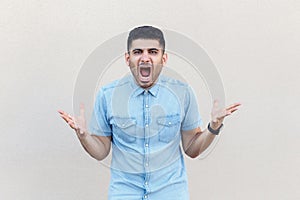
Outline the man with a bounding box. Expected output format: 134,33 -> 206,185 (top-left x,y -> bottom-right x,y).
59,26 -> 241,199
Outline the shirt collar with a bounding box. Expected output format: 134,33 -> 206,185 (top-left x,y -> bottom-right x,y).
130,75 -> 161,97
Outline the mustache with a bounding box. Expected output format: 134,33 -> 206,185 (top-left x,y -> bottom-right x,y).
138,63 -> 152,67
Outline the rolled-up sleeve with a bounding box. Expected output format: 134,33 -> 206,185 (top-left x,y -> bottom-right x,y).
89,88 -> 112,136
181,86 -> 203,131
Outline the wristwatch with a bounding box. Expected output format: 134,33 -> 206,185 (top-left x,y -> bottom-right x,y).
208,123 -> 224,135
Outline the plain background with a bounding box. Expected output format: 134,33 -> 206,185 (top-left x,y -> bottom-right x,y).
1,0 -> 299,199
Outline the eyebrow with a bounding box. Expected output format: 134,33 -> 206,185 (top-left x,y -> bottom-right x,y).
131,48 -> 160,52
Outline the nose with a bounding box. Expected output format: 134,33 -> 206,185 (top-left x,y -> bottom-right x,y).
141,51 -> 150,63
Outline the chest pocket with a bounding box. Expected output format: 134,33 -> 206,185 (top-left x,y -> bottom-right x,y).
157,114 -> 181,143
111,117 -> 137,143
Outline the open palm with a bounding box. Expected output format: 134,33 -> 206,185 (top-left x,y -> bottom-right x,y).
211,100 -> 241,128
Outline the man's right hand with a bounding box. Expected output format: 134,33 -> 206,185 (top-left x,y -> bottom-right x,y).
58,104 -> 111,161
58,103 -> 88,138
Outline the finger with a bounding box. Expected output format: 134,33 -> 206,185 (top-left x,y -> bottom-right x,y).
226,103 -> 241,111
75,117 -> 86,134
71,116 -> 78,129
58,110 -> 81,132
226,103 -> 240,110
226,107 -> 238,113
68,120 -> 77,129
80,103 -> 85,117
58,110 -> 70,119
58,110 -> 73,118
213,100 -> 219,108
58,110 -> 64,114
227,105 -> 240,113
60,114 -> 70,123
68,114 -> 75,121
230,107 -> 239,113
225,107 -> 239,116
60,114 -> 76,129
60,113 -> 73,122
58,110 -> 68,119
59,112 -> 77,128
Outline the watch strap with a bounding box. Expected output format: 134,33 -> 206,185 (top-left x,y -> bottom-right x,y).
208,123 -> 223,135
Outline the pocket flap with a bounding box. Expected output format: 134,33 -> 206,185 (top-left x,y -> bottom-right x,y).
113,117 -> 136,128
157,115 -> 180,126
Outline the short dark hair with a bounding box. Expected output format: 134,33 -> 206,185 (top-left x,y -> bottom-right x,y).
127,26 -> 165,53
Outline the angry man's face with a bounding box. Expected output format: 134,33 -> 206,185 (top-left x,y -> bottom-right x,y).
125,39 -> 168,89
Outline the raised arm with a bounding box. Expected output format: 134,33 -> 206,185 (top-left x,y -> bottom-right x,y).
58,104 -> 111,161
182,101 -> 241,158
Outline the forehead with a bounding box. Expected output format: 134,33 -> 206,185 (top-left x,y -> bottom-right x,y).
130,39 -> 161,50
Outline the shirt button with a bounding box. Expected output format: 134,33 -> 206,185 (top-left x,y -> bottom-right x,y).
145,104 -> 149,108
145,181 -> 148,185
145,143 -> 149,147
145,124 -> 148,127
168,122 -> 172,125
145,163 -> 148,166
144,195 -> 148,199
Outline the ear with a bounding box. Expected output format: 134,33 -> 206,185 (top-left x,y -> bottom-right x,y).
162,52 -> 168,66
125,52 -> 130,66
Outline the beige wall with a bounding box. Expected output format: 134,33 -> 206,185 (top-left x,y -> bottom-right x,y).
1,0 -> 299,199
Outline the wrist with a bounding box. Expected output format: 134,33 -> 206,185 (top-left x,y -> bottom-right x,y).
76,130 -> 89,139
208,122 -> 223,135
210,120 -> 222,130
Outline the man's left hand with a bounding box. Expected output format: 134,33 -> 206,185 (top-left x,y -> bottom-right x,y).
210,100 -> 241,129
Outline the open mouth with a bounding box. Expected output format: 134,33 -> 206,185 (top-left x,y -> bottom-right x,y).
140,67 -> 151,77
138,65 -> 152,82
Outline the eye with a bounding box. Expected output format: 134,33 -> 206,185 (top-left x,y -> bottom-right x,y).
133,50 -> 142,55
149,50 -> 158,55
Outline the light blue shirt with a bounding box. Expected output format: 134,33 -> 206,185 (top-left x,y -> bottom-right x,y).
89,74 -> 202,200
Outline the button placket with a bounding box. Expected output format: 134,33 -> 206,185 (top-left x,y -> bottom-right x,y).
143,90 -> 152,194
143,90 -> 150,171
